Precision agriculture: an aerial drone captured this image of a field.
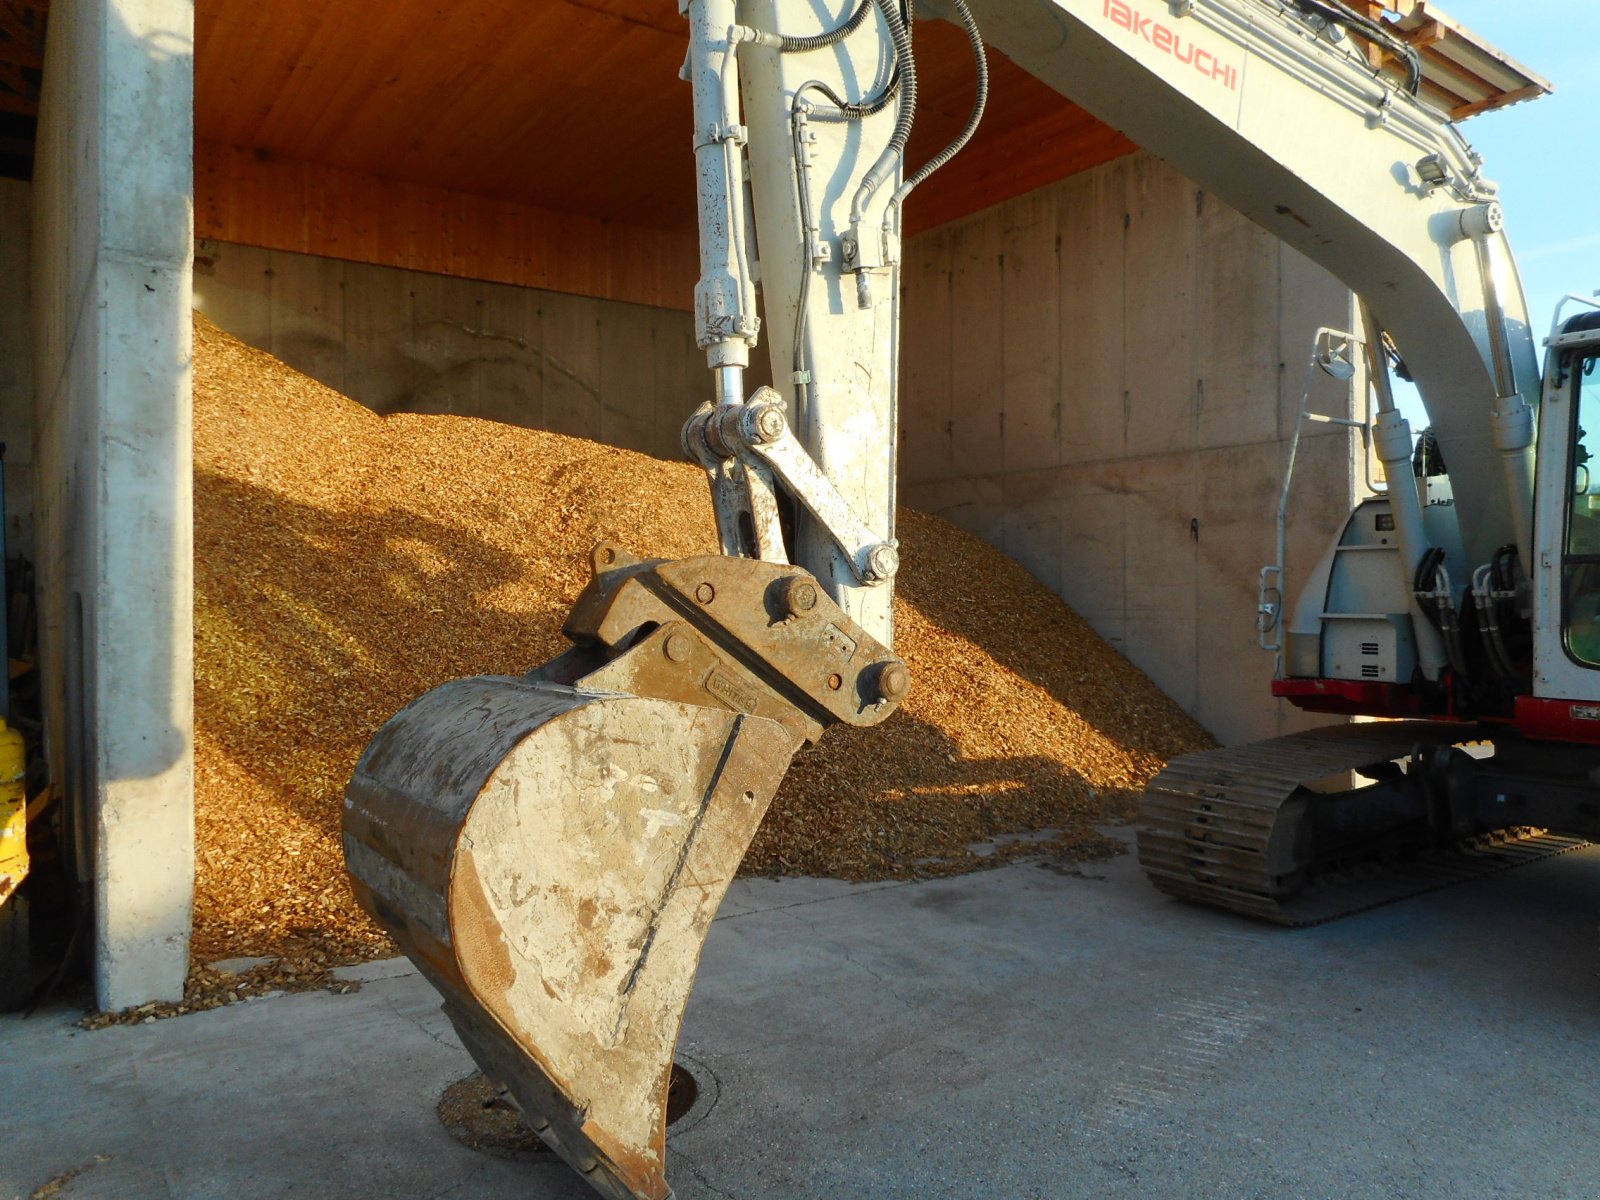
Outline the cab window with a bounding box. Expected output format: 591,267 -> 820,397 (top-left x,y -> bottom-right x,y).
1564,354 -> 1600,665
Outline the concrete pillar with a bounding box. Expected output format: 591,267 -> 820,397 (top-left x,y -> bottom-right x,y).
32,0 -> 194,1008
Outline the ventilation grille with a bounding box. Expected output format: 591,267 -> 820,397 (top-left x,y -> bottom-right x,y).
1360,642 -> 1381,656
1361,664 -> 1382,679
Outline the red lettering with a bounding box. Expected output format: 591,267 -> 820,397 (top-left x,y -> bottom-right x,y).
1100,2 -> 1238,90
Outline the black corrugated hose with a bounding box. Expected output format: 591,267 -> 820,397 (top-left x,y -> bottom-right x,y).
890,0 -> 986,219
850,0 -> 918,221
1294,0 -> 1422,95
779,0 -> 874,52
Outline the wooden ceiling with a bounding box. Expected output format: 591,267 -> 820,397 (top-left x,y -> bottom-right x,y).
0,0 -> 46,180
194,0 -> 1135,240
5,2 -> 1555,219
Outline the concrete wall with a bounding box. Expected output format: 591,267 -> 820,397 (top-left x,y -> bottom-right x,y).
898,152 -> 1360,746
193,239 -> 735,465
0,180 -> 34,563
32,0 -> 194,1008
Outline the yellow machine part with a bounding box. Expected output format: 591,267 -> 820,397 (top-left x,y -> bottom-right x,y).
0,718 -> 28,907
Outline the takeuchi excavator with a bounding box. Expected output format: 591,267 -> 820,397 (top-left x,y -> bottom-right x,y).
340,1 -> 1599,1196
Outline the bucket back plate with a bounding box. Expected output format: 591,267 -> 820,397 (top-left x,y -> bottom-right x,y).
345,674 -> 799,1200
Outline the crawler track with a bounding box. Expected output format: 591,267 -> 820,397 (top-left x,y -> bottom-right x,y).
1137,722 -> 1589,926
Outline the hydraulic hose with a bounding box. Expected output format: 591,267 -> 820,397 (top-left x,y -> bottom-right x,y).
850,0 -> 917,223
887,0 -> 986,224
1471,564 -> 1515,682
1413,547 -> 1468,682
1294,0 -> 1421,95
800,71 -> 902,122
778,0 -> 874,52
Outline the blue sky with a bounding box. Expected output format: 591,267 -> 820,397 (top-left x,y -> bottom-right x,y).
1438,1 -> 1600,329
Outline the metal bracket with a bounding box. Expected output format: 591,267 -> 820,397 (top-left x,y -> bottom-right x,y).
696,121 -> 748,149
682,400 -> 788,564
682,388 -> 898,585
1258,564 -> 1283,652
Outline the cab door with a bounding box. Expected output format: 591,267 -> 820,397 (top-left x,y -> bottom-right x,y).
1532,327 -> 1600,707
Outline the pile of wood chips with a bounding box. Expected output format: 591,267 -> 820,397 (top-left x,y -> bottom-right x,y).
192,312 -> 1212,987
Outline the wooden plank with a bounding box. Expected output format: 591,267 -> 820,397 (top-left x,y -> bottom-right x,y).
0,14 -> 43,68
195,141 -> 699,311
0,58 -> 31,97
1450,81 -> 1545,122
195,0 -> 696,232
0,89 -> 36,116
193,1 -> 1138,248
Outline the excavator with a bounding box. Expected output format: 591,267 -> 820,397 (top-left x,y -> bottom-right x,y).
340,1 -> 1598,1196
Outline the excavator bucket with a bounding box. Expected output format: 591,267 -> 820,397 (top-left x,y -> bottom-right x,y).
343,546 -> 907,1200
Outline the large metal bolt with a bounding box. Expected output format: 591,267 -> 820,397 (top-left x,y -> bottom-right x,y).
775,575 -> 819,617
873,660 -> 912,704
695,582 -> 716,605
748,404 -> 787,445
864,542 -> 900,583
664,632 -> 693,662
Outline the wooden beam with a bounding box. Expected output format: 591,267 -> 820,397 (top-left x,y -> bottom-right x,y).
195,141 -> 700,311
1449,81 -> 1546,122
0,13 -> 44,70
0,57 -> 35,101
0,87 -> 36,116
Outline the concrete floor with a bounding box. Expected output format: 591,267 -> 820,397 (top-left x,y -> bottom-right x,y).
5,834 -> 1599,1200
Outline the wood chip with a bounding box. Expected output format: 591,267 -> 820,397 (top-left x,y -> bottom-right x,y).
186,311 -> 1214,994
